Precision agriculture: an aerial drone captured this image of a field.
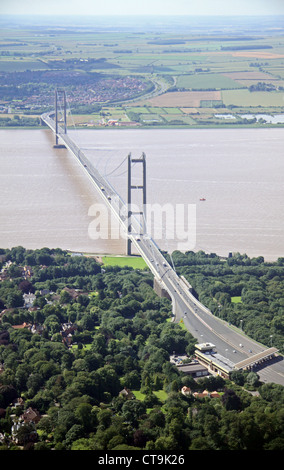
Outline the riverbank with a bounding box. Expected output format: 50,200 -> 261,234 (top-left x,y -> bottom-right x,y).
1,121 -> 284,130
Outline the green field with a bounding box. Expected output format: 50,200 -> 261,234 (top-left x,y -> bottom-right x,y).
133,390 -> 168,403
140,113 -> 164,122
102,256 -> 147,269
162,107 -> 183,114
222,89 -> 284,107
176,73 -> 244,90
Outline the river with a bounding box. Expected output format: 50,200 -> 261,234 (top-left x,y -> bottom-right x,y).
1,127 -> 283,261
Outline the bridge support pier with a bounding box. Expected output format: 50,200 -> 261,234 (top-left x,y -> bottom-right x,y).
154,278 -> 171,300
53,88 -> 67,149
127,152 -> 146,255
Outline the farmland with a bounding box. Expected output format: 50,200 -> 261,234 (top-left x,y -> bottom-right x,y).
1,15 -> 284,127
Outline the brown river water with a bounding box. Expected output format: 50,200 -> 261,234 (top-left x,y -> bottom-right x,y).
1,127 -> 283,260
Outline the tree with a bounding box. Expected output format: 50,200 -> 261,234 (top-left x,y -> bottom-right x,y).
221,389 -> 242,411
64,424 -> 85,448
15,422 -> 38,447
60,290 -> 72,304
189,436 -> 213,450
239,411 -> 263,450
44,315 -> 61,336
93,365 -> 121,401
75,403 -> 97,431
71,438 -> 98,450
122,370 -> 141,390
6,290 -> 24,308
245,371 -> 259,388
230,370 -> 245,386
121,400 -> 146,426
155,435 -> 178,450
18,280 -> 34,294
15,364 -> 31,390
91,333 -> 107,355
0,384 -> 18,408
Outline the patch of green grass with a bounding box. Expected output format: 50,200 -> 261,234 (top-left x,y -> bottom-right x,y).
133,390 -> 168,402
154,390 -> 168,402
102,255 -> 147,269
178,319 -> 187,330
0,59 -> 49,72
162,107 -> 183,114
71,343 -> 92,350
222,89 -> 284,107
140,113 -> 164,122
231,296 -> 242,303
89,291 -> 98,297
177,73 -> 243,90
147,107 -> 166,114
133,390 -> 146,400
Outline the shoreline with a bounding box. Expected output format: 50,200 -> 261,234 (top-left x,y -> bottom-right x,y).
67,250 -> 281,264
1,122 -> 284,131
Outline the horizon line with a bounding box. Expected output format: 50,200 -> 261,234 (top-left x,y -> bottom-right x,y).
1,13 -> 284,17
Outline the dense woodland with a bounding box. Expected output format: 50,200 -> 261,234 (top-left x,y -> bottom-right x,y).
0,246 -> 283,451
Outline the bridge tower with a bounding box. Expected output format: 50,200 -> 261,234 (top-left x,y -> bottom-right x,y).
127,152 -> 146,256
54,88 -> 67,148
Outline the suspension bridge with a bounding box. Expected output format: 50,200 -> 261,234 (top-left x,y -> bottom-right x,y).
40,89 -> 283,385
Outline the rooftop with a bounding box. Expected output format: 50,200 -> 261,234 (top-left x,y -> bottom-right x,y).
196,349 -> 235,374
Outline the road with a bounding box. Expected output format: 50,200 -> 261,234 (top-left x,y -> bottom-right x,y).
137,235 -> 284,386
41,112 -> 284,386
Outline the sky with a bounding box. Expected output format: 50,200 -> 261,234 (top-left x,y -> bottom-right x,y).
1,0 -> 284,17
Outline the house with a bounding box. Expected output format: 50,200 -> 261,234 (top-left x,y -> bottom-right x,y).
11,422 -> 22,442
193,390 -> 211,399
119,388 -> 134,400
0,309 -> 14,319
22,266 -> 33,278
61,323 -> 77,347
40,289 -> 51,296
193,390 -> 220,399
21,407 -> 41,424
181,386 -> 191,396
61,323 -> 77,336
12,322 -> 31,330
11,397 -> 24,409
30,324 -> 44,335
62,287 -> 80,300
23,292 -> 36,308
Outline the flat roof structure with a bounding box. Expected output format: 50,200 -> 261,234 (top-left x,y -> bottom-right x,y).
234,347 -> 279,371
195,349 -> 235,379
176,362 -> 209,377
195,342 -> 216,352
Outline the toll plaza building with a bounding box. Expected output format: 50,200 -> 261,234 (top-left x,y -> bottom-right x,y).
194,343 -> 279,379
195,343 -> 234,379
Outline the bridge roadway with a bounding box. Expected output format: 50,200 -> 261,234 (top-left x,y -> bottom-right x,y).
41,113 -> 284,386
